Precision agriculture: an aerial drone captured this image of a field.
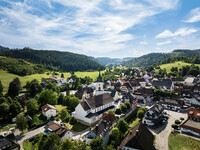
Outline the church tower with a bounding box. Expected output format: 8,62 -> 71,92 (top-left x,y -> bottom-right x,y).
95,71 -> 104,95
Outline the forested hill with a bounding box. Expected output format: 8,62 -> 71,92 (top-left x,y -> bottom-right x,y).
94,57 -> 136,65
0,46 -> 105,72
124,49 -> 200,67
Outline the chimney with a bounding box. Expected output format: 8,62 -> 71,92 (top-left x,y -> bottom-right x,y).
95,124 -> 99,134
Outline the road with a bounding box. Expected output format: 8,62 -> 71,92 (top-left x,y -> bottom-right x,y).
16,125 -> 45,150
148,110 -> 187,150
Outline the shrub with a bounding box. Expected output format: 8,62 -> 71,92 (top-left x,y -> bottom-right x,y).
137,110 -> 145,119
180,117 -> 184,121
70,117 -> 77,125
175,120 -> 181,125
115,108 -> 121,115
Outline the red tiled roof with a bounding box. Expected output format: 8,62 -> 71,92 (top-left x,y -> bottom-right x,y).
187,108 -> 200,119
41,104 -> 56,112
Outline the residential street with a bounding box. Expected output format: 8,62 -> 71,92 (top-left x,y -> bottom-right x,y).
15,125 -> 45,150
148,110 -> 187,150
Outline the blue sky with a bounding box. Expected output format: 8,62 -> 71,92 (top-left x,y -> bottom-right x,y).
0,0 -> 200,58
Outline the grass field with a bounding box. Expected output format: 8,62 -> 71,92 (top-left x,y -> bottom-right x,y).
156,61 -> 200,73
168,133 -> 200,150
0,69 -> 104,93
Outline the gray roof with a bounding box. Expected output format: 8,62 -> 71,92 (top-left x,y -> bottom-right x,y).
152,79 -> 172,89
85,93 -> 114,109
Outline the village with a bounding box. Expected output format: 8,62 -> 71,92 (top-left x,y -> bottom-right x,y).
0,67 -> 199,150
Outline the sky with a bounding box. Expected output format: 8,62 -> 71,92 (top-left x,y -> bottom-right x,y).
0,0 -> 200,58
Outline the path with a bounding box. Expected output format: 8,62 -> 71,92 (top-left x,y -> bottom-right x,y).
16,126 -> 45,150
149,110 -> 187,150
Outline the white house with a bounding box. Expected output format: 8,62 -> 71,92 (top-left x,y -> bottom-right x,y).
72,93 -> 115,125
41,104 -> 57,120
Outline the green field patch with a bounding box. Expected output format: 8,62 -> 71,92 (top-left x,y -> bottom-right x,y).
156,61 -> 200,73
168,132 -> 200,150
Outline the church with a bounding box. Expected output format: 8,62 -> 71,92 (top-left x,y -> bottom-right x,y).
72,72 -> 116,125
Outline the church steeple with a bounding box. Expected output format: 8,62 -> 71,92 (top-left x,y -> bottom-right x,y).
96,71 -> 103,82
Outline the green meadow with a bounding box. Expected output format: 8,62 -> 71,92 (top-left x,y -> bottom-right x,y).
156,61 -> 200,73
0,69 -> 105,93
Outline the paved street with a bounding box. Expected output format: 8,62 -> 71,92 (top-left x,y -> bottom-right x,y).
148,110 -> 187,150
16,125 -> 45,150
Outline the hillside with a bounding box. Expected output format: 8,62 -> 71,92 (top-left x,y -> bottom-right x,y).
0,56 -> 45,76
124,49 -> 200,67
0,69 -> 104,92
95,57 -> 136,65
156,61 -> 200,73
0,46 -> 105,72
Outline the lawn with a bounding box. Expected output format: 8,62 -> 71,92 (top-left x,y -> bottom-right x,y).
0,124 -> 15,132
168,133 -> 200,150
0,69 -> 105,93
129,118 -> 141,127
156,61 -> 200,73
55,105 -> 67,113
23,140 -> 33,150
64,122 -> 88,132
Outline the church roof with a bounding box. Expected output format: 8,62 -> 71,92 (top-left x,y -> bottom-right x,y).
96,71 -> 103,82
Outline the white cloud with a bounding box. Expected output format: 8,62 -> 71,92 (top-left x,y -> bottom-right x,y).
157,40 -> 172,45
139,41 -> 148,45
0,0 -> 180,57
184,7 -> 200,23
156,27 -> 198,38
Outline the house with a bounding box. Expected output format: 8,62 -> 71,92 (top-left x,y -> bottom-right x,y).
110,90 -> 120,101
160,98 -> 184,112
118,123 -> 154,150
55,78 -> 68,86
117,78 -> 126,85
142,103 -> 164,126
152,79 -> 174,92
44,122 -> 68,137
132,88 -> 153,103
128,79 -> 140,92
41,104 -> 57,120
136,78 -> 146,87
184,76 -> 197,86
143,74 -> 151,84
72,93 -> 115,125
83,113 -> 115,145
180,108 -> 200,137
171,77 -> 184,84
0,134 -> 20,150
75,86 -> 94,99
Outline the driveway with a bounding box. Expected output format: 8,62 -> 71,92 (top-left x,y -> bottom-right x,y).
15,125 -> 45,150
148,110 -> 187,150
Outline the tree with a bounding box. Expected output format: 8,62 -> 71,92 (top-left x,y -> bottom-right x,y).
171,124 -> 178,130
59,138 -> 74,150
0,80 -> 3,97
107,109 -> 114,114
175,120 -> 181,125
39,133 -> 60,150
117,119 -> 129,133
180,117 -> 184,121
58,94 -> 64,105
9,100 -> 22,117
61,73 -> 64,78
26,99 -> 39,116
16,114 -> 28,132
70,117 -> 77,125
115,108 -> 121,115
124,102 -> 131,110
8,78 -> 21,97
39,89 -> 58,105
74,140 -> 87,150
110,128 -> 121,148
60,109 -> 69,121
121,104 -> 127,113
90,137 -> 104,150
0,102 -> 9,119
137,110 -> 145,119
